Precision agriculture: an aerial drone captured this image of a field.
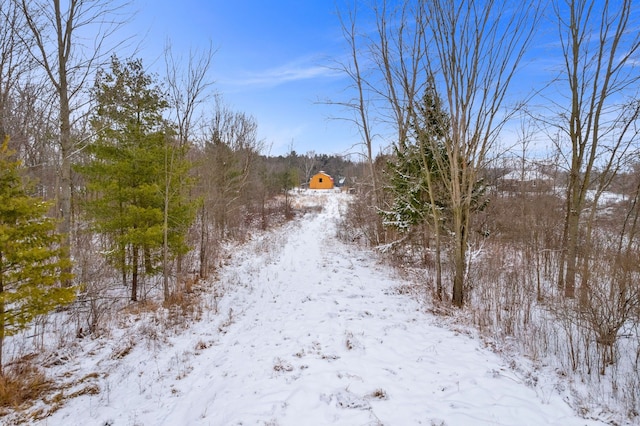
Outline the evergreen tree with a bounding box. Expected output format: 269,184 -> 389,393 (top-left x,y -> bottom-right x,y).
382,83 -> 450,300
382,83 -> 450,232
0,137 -> 75,373
79,56 -> 195,302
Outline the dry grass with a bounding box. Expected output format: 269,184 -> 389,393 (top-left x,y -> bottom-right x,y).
0,361 -> 53,413
162,290 -> 194,312
121,299 -> 160,315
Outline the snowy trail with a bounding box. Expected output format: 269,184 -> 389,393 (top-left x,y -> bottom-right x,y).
40,192 -> 603,426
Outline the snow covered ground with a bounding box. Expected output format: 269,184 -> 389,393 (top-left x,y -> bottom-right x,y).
30,191 -> 605,425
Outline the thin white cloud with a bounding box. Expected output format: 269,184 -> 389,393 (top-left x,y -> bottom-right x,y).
224,57 -> 343,88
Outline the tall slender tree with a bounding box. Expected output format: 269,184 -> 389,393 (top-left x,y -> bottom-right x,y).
423,0 -> 539,306
163,41 -> 215,291
17,0 -> 131,285
335,4 -> 379,209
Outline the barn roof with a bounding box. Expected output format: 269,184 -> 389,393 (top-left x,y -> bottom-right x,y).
501,169 -> 552,182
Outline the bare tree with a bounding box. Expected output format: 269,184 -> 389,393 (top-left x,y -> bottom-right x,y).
364,0 -> 440,298
423,0 -> 539,307
335,0 -> 427,247
0,0 -> 29,140
369,0 -> 425,149
16,0 -> 131,280
0,0 -> 61,198
163,41 -> 215,298
164,40 -> 216,149
335,3 -> 379,205
194,98 -> 262,278
302,151 -> 316,186
552,0 -> 640,298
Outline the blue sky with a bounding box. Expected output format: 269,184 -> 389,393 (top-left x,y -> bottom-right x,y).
133,0 -> 360,157
129,1 -> 618,161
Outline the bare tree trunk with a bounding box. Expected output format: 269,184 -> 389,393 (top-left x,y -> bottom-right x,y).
54,0 -> 73,284
451,205 -> 468,307
199,205 -> 208,279
58,80 -> 73,284
0,255 -> 5,375
131,245 -> 138,302
429,198 -> 444,302
162,147 -> 171,300
119,240 -> 127,287
564,208 -> 580,298
419,139 -> 444,300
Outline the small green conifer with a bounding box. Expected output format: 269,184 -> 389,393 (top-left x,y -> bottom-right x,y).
0,137 -> 75,373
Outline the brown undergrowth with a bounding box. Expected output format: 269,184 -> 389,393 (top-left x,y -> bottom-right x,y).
0,359 -> 53,414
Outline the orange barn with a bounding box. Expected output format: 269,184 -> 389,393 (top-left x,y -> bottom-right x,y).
309,171 -> 334,189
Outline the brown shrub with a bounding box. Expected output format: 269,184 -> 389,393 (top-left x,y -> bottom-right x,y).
0,362 -> 53,412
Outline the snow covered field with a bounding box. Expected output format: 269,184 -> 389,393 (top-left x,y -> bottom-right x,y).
28,191 -> 605,425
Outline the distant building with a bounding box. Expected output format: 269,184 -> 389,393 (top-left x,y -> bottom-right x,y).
309,171 -> 334,189
500,168 -> 553,192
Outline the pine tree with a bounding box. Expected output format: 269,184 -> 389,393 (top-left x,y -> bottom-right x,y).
381,85 -> 449,298
383,82 -> 487,301
79,56 -> 195,302
0,137 -> 75,373
382,84 -> 450,234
